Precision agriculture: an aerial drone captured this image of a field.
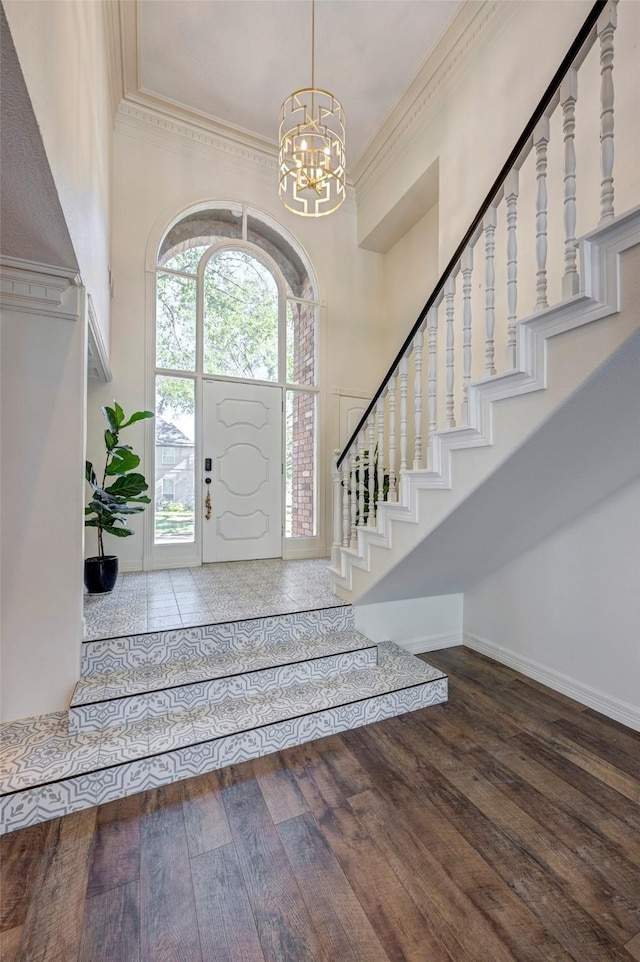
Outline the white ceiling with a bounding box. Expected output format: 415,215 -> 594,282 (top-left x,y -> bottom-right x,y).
138,0 -> 462,169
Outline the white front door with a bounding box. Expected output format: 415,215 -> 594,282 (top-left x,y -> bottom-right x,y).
202,379 -> 283,563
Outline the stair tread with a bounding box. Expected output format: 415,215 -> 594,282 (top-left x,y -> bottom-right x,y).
72,630 -> 373,706
1,644 -> 446,795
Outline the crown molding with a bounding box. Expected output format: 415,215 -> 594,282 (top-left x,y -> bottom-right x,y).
353,0 -> 514,198
0,258 -> 81,320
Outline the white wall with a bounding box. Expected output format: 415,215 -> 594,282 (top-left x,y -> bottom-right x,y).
3,0 -> 114,345
464,478 -> 640,731
355,593 -> 462,654
86,119 -> 388,567
1,281 -> 86,721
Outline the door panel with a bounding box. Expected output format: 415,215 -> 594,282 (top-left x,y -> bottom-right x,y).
203,380 -> 282,562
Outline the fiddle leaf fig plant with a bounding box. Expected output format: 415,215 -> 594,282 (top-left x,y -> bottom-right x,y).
85,402 -> 154,558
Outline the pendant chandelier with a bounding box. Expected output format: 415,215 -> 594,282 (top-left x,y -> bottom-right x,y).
278,0 -> 346,217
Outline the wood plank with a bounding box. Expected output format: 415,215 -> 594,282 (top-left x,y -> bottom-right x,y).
343,726 -> 575,962
0,821 -> 48,931
191,842 -> 266,962
401,736 -> 635,960
0,926 -> 23,962
181,769 -> 232,857
551,716 -> 640,780
248,752 -> 308,825
220,763 -> 330,962
277,812 -> 390,962
282,739 -> 455,962
625,933 -> 640,961
86,793 -> 141,898
140,782 -> 202,962
16,808 -> 96,962
78,880 -> 140,962
513,731 -> 640,834
346,788 -> 520,962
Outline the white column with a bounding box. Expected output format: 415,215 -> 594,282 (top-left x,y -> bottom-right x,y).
561,69 -> 579,298
377,395 -> 385,508
367,412 -> 376,527
445,276 -> 456,428
388,373 -> 398,501
427,306 -> 437,463
1,264 -> 86,721
413,330 -> 424,469
534,115 -> 550,312
504,169 -> 519,369
461,245 -> 473,424
349,449 -> 358,548
357,429 -> 365,529
342,459 -> 350,548
598,0 -> 617,224
483,207 -> 497,379
331,449 -> 342,567
399,356 -> 409,480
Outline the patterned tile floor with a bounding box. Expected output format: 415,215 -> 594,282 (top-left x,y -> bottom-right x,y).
84,558 -> 341,641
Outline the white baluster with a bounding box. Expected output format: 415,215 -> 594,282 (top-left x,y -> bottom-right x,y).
413,330 -> 424,469
377,396 -> 385,512
427,306 -> 437,463
483,207 -> 497,379
331,449 -> 342,567
349,448 -> 357,548
461,245 -> 473,424
367,412 -> 376,527
561,69 -> 579,297
445,276 -> 456,428
388,373 -> 397,501
399,356 -> 409,481
598,1 -> 617,224
342,458 -> 350,548
534,116 -> 550,312
357,430 -> 365,528
505,169 -> 519,369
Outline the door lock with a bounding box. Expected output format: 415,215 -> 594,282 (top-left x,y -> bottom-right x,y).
204,457 -> 212,472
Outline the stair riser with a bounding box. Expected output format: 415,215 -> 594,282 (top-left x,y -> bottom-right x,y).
81,606 -> 354,676
2,677 -> 447,834
69,646 -> 378,733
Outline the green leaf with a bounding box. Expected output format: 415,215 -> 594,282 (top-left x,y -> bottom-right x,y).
100,524 -> 133,538
104,430 -> 117,452
102,405 -> 119,434
120,410 -> 154,429
105,473 -> 149,499
85,462 -> 98,486
105,449 -> 140,475
114,401 -> 125,427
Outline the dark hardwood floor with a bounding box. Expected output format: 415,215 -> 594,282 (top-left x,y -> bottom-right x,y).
2,647 -> 639,962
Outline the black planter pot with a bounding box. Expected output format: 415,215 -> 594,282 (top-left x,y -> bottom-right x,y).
84,555 -> 119,594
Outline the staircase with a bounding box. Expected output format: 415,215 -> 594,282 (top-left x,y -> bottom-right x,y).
0,607 -> 447,833
329,0 -> 640,606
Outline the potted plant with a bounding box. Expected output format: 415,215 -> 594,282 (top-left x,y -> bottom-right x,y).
84,401 -> 154,593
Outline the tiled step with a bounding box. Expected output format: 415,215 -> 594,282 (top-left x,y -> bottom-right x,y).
70,631 -> 378,733
81,604 -> 356,676
0,643 -> 447,834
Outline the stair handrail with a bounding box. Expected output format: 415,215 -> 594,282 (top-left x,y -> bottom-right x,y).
336,0 -> 607,470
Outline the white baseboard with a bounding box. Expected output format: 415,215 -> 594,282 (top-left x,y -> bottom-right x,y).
464,631 -> 640,733
398,631 -> 463,655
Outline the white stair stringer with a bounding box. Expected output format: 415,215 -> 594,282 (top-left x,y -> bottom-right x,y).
331,207 -> 640,598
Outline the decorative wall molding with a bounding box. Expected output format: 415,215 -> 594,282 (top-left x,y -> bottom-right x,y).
353,0 -> 507,197
87,292 -> 112,381
464,631 -> 640,732
0,259 -> 81,321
